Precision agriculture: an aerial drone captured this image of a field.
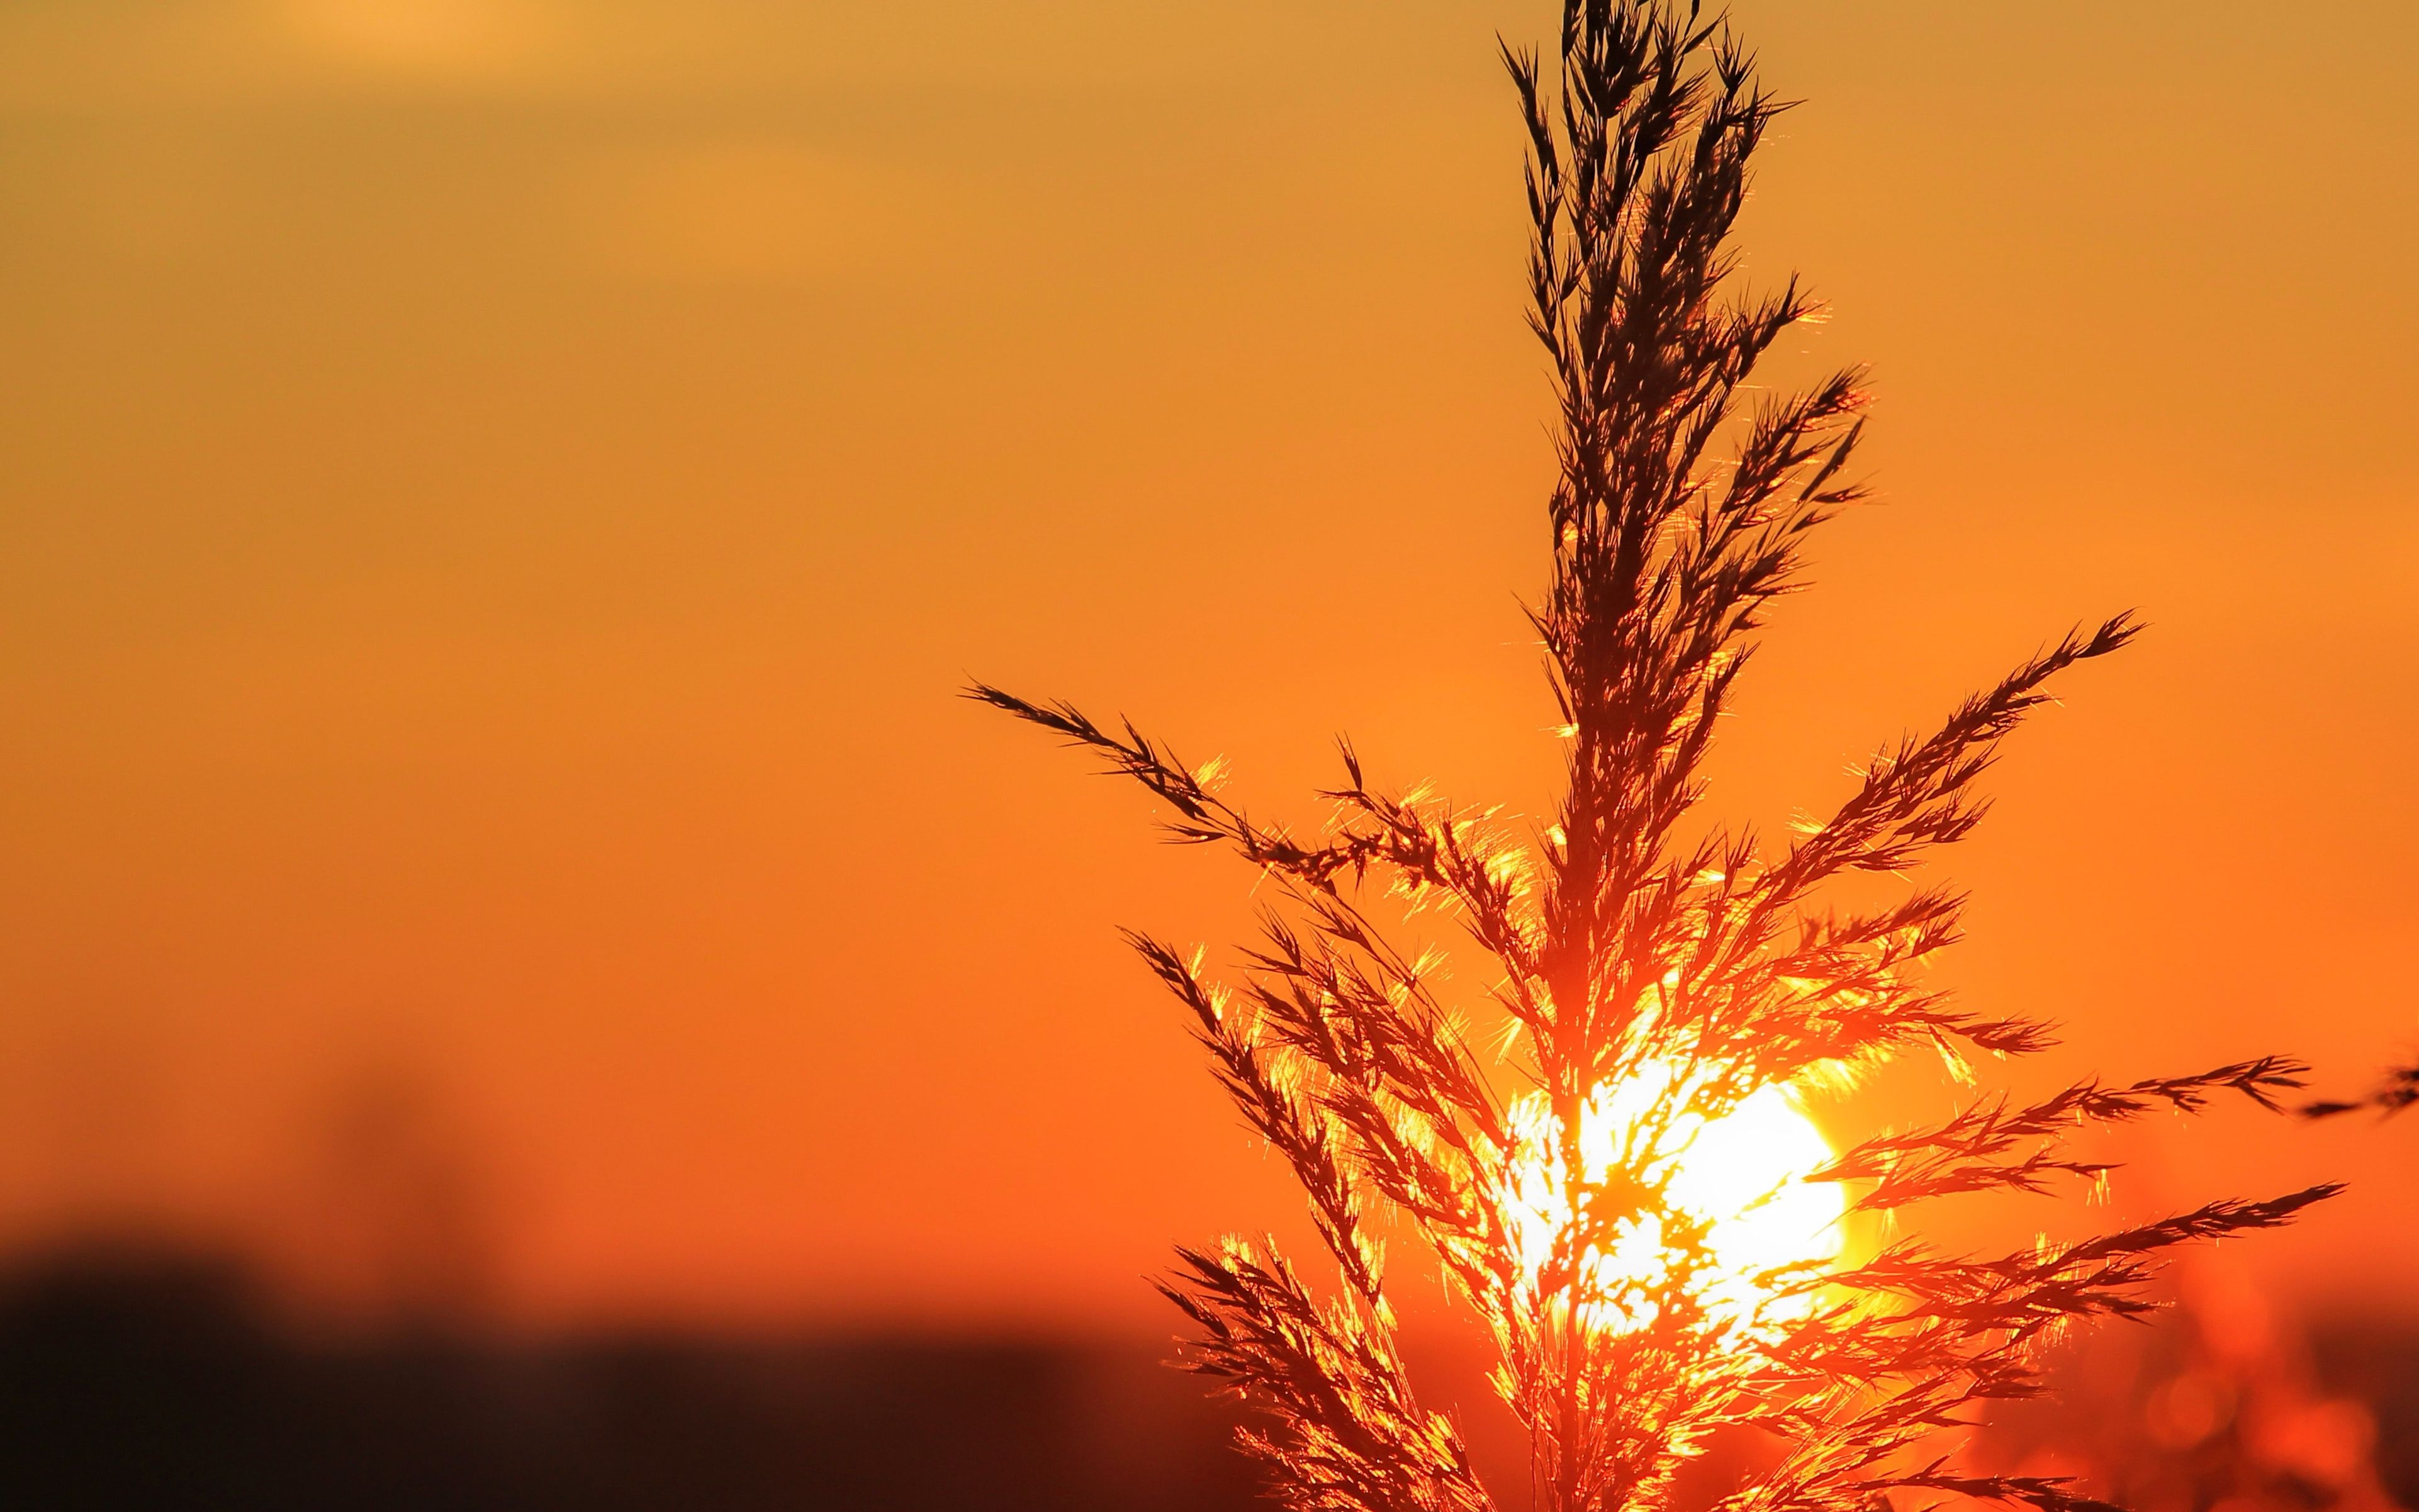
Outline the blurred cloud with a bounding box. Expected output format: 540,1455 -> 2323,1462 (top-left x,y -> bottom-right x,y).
273,0 -> 562,83
573,138 -> 905,286
0,0 -> 1384,113
0,0 -> 610,109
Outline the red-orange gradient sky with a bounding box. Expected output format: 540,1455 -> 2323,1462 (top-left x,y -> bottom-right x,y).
2,0 -> 2415,1333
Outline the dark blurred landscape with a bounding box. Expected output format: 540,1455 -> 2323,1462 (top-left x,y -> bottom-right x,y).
0,1243 -> 1257,1512
3,1241 -> 2415,1512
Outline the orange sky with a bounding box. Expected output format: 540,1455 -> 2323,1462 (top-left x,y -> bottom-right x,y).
1,0 -> 2415,1333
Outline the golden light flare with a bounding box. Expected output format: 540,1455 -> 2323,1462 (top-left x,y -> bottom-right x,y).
1504,1063 -> 1844,1335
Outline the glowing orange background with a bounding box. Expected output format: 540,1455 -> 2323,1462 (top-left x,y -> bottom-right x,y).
1,0 -> 2413,1332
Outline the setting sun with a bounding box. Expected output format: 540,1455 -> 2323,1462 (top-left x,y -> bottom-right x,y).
1504,1067 -> 1844,1335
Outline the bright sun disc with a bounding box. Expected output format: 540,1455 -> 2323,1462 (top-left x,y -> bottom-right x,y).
1505,1063 -> 1844,1335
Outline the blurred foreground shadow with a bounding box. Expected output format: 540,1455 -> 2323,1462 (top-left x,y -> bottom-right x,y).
0,1243 -> 1259,1512
6,1242 -> 2419,1512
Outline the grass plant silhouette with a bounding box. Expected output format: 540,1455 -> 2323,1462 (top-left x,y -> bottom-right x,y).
974,5 -> 2336,1510
2301,1060 -> 2419,1121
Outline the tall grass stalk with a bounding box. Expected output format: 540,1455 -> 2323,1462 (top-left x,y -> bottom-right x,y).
976,4 -> 2333,1509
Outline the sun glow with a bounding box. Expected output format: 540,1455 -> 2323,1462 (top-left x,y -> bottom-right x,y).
1505,1063 -> 1844,1335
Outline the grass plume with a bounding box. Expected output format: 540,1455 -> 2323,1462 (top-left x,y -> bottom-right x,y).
972,4 -> 2333,1509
